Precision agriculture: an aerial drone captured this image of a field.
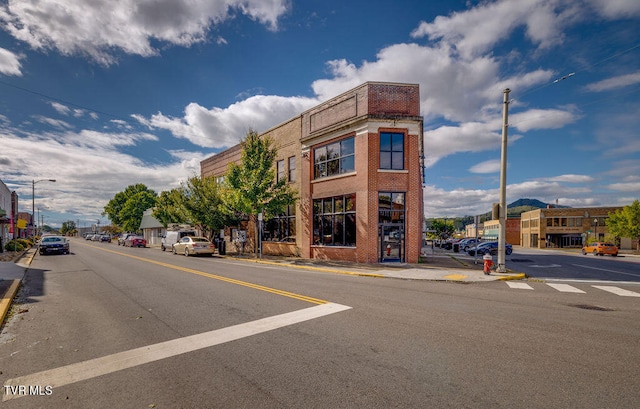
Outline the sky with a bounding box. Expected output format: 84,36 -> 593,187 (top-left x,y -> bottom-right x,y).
0,0 -> 639,228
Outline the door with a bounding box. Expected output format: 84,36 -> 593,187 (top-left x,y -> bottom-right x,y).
380,224 -> 405,262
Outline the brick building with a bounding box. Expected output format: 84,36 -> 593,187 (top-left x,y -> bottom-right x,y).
201,82 -> 424,263
519,206 -> 633,249
483,218 -> 520,245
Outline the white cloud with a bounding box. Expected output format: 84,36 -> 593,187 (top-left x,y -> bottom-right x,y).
469,160 -> 501,174
0,47 -> 22,76
510,107 -> 580,132
0,0 -> 290,65
0,128 -> 204,223
135,94 -> 319,149
584,71 -> 640,92
546,174 -> 595,183
607,182 -> 640,192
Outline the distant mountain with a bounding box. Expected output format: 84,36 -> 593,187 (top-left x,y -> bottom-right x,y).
508,198 -> 549,208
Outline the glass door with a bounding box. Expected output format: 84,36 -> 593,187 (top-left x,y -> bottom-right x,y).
380,223 -> 404,262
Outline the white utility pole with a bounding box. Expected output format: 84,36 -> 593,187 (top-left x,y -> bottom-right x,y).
497,88 -> 510,273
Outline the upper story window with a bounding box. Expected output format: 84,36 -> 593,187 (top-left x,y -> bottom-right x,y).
288,156 -> 296,182
276,160 -> 285,183
314,137 -> 355,179
380,132 -> 404,170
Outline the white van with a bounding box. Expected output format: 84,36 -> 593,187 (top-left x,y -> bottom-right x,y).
161,229 -> 196,251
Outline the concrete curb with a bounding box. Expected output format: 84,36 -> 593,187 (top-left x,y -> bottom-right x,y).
219,255 -> 387,278
0,279 -> 21,326
0,247 -> 35,326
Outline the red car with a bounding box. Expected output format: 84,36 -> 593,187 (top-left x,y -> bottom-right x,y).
124,235 -> 147,248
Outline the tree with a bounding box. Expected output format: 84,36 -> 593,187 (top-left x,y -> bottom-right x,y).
103,184 -> 157,232
179,175 -> 236,239
223,129 -> 297,252
60,220 -> 77,236
607,200 -> 640,251
153,189 -> 189,227
427,219 -> 456,240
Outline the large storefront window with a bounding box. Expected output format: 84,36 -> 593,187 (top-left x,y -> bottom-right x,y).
263,205 -> 296,242
314,137 -> 355,179
312,194 -> 356,246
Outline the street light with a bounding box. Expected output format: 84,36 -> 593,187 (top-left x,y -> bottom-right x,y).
593,218 -> 598,242
32,179 -> 56,236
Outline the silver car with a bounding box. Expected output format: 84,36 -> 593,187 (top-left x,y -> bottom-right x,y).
172,236 -> 216,256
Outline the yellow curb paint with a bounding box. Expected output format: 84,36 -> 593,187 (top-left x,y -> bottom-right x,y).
496,273 -> 527,281
0,279 -> 20,324
443,273 -> 468,281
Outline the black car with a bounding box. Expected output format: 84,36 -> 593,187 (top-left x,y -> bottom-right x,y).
39,235 -> 70,255
467,241 -> 512,256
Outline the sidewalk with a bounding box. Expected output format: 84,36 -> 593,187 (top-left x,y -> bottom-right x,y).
220,248 -> 525,283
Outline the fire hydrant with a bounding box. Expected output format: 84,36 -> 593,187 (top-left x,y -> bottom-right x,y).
386,244 -> 391,256
482,253 -> 493,275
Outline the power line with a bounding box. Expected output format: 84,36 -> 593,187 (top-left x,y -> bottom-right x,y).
0,78 -> 128,122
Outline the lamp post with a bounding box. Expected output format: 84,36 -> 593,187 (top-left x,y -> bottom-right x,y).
593,218 -> 598,242
32,179 -> 56,237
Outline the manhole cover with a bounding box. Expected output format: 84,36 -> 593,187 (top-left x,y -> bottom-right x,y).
568,304 -> 614,312
510,258 -> 534,262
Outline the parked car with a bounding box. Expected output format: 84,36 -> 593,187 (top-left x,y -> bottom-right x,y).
161,229 -> 197,251
582,242 -> 618,256
118,233 -> 136,246
467,241 -> 512,256
459,238 -> 482,251
124,235 -> 147,248
39,235 -> 70,255
172,236 -> 215,256
100,234 -> 111,242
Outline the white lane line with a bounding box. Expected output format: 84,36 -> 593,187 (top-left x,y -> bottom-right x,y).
506,282 -> 533,290
3,302 -> 352,401
546,283 -> 585,293
572,264 -> 640,279
591,286 -> 640,297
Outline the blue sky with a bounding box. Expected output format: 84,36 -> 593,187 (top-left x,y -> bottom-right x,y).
0,0 -> 639,228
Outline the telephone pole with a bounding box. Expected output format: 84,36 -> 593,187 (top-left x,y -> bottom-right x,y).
497,88 -> 510,273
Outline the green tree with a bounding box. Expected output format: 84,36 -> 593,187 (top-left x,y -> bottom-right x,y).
607,200 -> 640,251
428,219 -> 456,240
180,175 -> 237,239
103,184 -> 157,232
223,129 -> 297,252
153,189 -> 189,227
60,220 -> 77,236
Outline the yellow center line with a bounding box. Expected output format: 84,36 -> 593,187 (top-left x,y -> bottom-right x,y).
78,242 -> 329,305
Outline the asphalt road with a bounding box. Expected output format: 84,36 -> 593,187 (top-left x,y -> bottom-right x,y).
1,239 -> 639,408
450,246 -> 640,282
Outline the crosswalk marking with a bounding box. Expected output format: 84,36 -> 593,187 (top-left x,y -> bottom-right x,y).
546,283 -> 585,293
591,286 -> 640,297
506,282 -> 533,290
503,282 -> 640,297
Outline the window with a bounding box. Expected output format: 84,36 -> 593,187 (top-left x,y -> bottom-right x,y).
314,137 -> 355,179
378,192 -> 405,224
312,194 -> 356,246
380,132 -> 404,170
288,156 -> 296,182
263,206 -> 296,242
276,160 -> 285,183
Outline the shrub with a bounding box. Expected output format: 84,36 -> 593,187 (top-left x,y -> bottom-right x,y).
4,240 -> 25,252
